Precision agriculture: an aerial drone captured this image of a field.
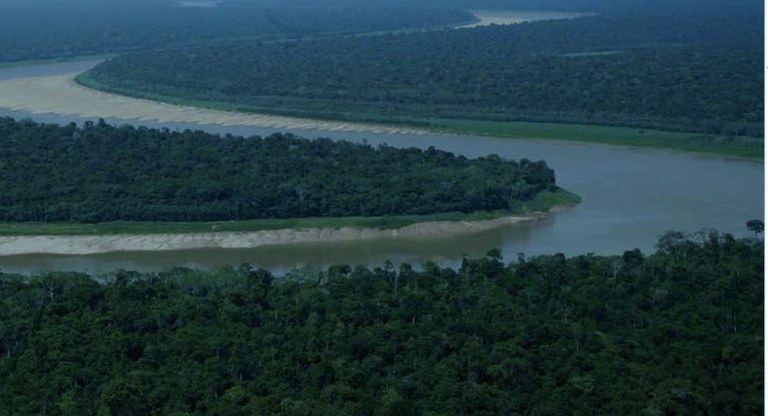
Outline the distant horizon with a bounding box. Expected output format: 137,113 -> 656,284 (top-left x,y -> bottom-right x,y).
2,0 -> 763,14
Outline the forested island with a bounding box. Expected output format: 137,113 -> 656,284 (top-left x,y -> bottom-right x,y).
0,117 -> 571,226
80,13 -> 763,139
0,231 -> 761,414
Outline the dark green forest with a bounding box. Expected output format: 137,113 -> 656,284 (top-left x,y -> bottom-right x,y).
82,14 -> 764,137
0,232 -> 762,414
0,6 -> 472,62
0,117 -> 557,223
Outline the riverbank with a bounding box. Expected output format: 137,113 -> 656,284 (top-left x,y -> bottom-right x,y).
0,190 -> 581,237
0,190 -> 579,255
432,119 -> 764,161
0,73 -> 429,135
0,59 -> 758,160
0,213 -> 541,256
73,72 -> 763,160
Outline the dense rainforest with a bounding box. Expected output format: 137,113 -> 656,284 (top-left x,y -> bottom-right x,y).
0,231 -> 762,414
82,13 -> 764,137
0,6 -> 472,62
0,117 -> 558,223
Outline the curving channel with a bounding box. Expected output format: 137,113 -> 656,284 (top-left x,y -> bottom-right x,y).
0,60 -> 762,273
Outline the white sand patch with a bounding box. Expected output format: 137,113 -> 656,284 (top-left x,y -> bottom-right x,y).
0,73 -> 430,135
0,215 -> 543,256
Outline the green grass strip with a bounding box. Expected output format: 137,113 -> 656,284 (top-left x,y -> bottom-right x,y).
430,119 -> 763,160
74,73 -> 763,160
0,190 -> 579,236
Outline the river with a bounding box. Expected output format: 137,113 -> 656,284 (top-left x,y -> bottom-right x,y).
457,10 -> 593,28
0,60 -> 762,274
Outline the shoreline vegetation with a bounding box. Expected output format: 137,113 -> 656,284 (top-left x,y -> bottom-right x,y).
74,72 -> 764,160
0,190 -> 580,256
432,119 -> 764,160
0,189 -> 580,236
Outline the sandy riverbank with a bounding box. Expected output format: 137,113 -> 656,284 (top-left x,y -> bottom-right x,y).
458,10 -> 593,28
0,73 -> 429,135
0,215 -> 543,256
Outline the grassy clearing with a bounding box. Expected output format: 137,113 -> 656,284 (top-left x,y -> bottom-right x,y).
0,190 -> 578,236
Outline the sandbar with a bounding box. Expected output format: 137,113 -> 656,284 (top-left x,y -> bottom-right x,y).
0,215 -> 543,256
0,73 -> 430,135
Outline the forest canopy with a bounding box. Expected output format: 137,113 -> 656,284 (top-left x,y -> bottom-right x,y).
81,14 -> 764,137
0,117 -> 558,223
0,231 -> 762,414
0,6 -> 472,62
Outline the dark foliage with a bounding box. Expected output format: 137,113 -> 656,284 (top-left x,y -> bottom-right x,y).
0,117 -> 556,222
84,14 -> 764,137
0,232 -> 762,414
0,6 -> 472,62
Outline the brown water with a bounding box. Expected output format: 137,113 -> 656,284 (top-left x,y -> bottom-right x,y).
0,60 -> 763,273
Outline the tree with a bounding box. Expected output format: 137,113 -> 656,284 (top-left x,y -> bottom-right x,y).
746,219 -> 763,237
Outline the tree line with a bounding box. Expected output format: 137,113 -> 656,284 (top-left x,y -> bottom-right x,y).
83,14 -> 764,137
0,231 -> 761,414
0,117 -> 557,223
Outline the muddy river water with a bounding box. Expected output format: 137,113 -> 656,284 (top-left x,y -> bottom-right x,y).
0,60 -> 762,274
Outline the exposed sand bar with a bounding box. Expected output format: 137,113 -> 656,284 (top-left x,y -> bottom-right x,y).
0,215 -> 542,256
0,73 -> 429,135
458,10 -> 594,28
